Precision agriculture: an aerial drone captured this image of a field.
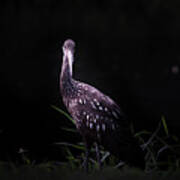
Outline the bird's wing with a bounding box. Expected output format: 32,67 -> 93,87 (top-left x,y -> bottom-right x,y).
76,82 -> 133,144
77,82 -> 130,128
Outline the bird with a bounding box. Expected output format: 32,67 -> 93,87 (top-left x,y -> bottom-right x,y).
60,39 -> 145,171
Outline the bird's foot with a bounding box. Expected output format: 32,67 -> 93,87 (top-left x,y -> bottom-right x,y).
82,157 -> 89,173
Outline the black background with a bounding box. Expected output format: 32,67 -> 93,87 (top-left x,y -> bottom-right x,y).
0,0 -> 180,162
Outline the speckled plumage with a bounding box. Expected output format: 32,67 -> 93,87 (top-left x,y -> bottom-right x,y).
60,39 -> 145,170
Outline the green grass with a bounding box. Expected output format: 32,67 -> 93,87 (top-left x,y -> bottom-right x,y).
51,106 -> 180,175
0,106 -> 180,179
1,161 -> 180,180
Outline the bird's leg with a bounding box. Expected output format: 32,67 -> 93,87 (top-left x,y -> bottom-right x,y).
95,143 -> 102,170
82,143 -> 90,172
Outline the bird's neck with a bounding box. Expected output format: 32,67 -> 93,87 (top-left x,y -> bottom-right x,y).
60,50 -> 75,96
63,50 -> 73,76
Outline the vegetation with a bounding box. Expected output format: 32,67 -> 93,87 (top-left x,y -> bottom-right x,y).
1,106 -> 180,179
51,105 -> 180,177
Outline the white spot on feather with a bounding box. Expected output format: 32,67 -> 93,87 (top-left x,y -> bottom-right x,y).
79,99 -> 83,104
90,101 -> 96,109
93,98 -> 100,106
104,107 -> 108,112
86,115 -> 89,120
112,111 -> 118,119
90,123 -> 93,129
93,98 -> 97,102
96,102 -> 100,106
99,106 -> 103,111
96,124 -> 100,131
69,99 -> 77,109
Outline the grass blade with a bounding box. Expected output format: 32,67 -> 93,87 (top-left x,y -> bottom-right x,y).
134,130 -> 151,137
161,116 -> 169,136
61,127 -> 78,133
51,105 -> 75,125
55,142 -> 85,151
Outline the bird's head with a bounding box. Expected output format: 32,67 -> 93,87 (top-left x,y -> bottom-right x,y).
62,39 -> 75,75
63,39 -> 75,54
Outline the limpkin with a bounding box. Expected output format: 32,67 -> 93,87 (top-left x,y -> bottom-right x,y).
60,39 -> 145,171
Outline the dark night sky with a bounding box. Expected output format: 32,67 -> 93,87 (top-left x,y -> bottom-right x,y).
1,0 -> 180,161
